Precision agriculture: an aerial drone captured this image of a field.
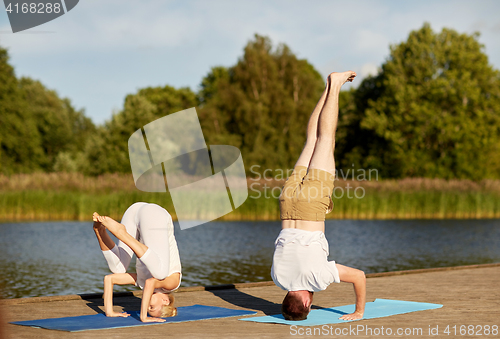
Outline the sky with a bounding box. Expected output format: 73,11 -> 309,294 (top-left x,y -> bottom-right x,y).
0,0 -> 499,125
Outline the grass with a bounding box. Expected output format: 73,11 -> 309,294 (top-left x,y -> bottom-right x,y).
1,173 -> 500,221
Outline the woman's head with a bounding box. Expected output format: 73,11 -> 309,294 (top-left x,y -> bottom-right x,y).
148,292 -> 177,318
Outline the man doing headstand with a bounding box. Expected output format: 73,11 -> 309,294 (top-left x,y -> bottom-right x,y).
271,71 -> 366,321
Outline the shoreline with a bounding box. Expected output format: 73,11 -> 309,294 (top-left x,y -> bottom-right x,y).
2,214 -> 500,222
2,174 -> 500,221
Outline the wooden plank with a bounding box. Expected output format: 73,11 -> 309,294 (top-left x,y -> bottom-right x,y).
2,264 -> 499,338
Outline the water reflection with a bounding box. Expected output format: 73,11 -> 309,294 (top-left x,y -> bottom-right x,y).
0,219 -> 499,298
325,219 -> 500,273
182,255 -> 273,287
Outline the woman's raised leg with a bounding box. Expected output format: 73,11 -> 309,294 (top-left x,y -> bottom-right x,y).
94,202 -> 148,273
93,216 -> 116,251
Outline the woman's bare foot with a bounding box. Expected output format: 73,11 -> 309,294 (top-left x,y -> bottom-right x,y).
93,212 -> 105,231
328,71 -> 357,87
93,212 -> 126,235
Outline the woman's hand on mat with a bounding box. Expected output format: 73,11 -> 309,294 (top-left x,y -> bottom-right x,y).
339,311 -> 363,321
106,311 -> 130,318
141,316 -> 166,323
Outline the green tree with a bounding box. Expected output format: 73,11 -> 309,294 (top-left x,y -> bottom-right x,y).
20,78 -> 96,172
53,101 -> 96,172
340,23 -> 500,179
65,98 -> 96,154
0,47 -> 43,174
335,74 -> 390,176
20,78 -> 72,170
0,45 -> 96,174
198,34 -> 325,174
83,86 -> 197,175
138,85 -> 198,117
82,94 -> 156,175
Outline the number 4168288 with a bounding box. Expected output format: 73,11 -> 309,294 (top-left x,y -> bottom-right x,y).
5,2 -> 61,14
444,325 -> 498,336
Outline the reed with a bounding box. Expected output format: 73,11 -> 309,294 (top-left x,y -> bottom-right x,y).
1,173 -> 499,221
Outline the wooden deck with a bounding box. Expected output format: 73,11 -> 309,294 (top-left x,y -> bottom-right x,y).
1,263 -> 499,338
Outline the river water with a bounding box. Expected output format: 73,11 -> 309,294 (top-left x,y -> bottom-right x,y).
1,219 -> 499,298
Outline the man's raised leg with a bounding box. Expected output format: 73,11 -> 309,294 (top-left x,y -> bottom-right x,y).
294,81 -> 331,169
308,71 -> 356,174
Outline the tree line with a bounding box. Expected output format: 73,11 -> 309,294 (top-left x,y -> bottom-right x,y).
1,23 -> 499,180
0,51 -> 95,174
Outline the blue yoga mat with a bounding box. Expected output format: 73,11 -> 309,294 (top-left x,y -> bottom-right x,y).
11,304 -> 256,332
240,299 -> 442,326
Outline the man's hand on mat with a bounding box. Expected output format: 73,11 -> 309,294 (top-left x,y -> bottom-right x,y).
106,311 -> 130,318
141,316 -> 166,323
339,311 -> 363,321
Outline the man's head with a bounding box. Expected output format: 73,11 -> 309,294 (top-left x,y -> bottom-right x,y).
281,290 -> 313,321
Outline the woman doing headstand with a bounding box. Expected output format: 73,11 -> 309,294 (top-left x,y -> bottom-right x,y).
93,202 -> 181,323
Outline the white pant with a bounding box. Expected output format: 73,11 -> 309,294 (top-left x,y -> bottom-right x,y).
102,202 -> 181,290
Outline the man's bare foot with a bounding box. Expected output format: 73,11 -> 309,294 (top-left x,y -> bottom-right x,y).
339,311 -> 363,321
93,212 -> 125,235
328,71 -> 357,87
